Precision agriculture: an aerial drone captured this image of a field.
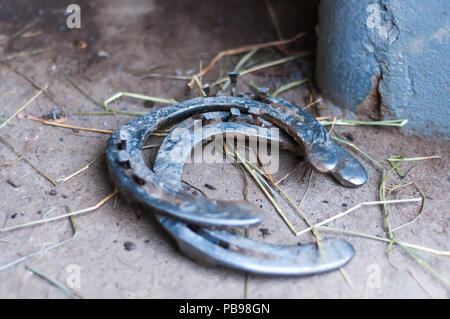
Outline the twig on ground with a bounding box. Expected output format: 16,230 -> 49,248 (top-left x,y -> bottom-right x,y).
57,153 -> 104,184
7,66 -> 57,104
386,182 -> 426,232
229,147 -> 297,235
387,155 -> 441,162
0,135 -> 57,185
331,136 -> 384,170
0,85 -> 47,130
64,74 -> 106,110
25,264 -> 81,299
332,134 -> 449,287
271,79 -> 308,97
20,113 -> 169,136
339,268 -> 354,289
142,74 -> 192,81
233,161 -> 250,299
193,75 -> 206,97
408,269 -> 436,299
319,119 -> 408,127
233,163 -> 249,201
1,48 -> 52,62
20,114 -> 114,134
299,169 -> 313,208
303,98 -> 322,110
0,129 -> 38,166
272,175 -> 321,243
182,180 -> 208,198
103,91 -> 177,110
0,207 -> 77,272
318,226 -> 450,256
0,90 -> 15,98
275,162 -> 304,185
142,143 -> 161,150
212,53 -> 311,87
295,198 -> 422,236
188,31 -> 307,87
264,0 -> 285,49
0,189 -> 117,234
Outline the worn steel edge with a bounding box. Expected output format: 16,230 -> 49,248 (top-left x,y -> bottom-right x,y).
106,96 -> 340,227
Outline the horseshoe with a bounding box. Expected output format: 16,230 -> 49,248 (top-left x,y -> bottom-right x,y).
152,117 -> 355,275
264,96 -> 367,187
153,113 -> 367,188
106,96 -> 343,227
159,217 -> 355,276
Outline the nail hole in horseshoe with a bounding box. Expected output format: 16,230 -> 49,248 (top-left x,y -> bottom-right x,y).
132,174 -> 146,185
117,140 -> 126,150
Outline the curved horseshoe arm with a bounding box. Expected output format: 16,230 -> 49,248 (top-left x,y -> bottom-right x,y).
154,114 -> 366,188
151,116 -> 354,275
107,96 -> 338,227
159,217 -> 354,276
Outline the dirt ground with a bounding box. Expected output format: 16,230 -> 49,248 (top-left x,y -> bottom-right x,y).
0,0 -> 448,298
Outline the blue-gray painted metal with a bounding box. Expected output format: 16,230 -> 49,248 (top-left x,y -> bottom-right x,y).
316,0 -> 450,138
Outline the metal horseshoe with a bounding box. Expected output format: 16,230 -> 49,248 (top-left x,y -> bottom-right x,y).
106,95 -> 346,228
158,218 -> 354,276
153,112 -> 367,189
151,116 -> 355,275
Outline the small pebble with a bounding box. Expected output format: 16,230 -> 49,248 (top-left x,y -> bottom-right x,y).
124,241 -> 136,251
97,50 -> 110,58
259,228 -> 270,238
144,100 -> 155,108
204,183 -> 217,190
344,133 -> 354,142
6,179 -> 21,188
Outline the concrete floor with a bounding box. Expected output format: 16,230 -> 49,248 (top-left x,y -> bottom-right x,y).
0,0 -> 448,298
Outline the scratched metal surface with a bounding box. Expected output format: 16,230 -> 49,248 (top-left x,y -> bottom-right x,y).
106,96 -> 340,228
154,113 -> 367,188
158,218 -> 355,276
152,119 -> 355,275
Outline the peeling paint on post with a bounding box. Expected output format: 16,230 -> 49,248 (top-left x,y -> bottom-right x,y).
316,0 -> 450,139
